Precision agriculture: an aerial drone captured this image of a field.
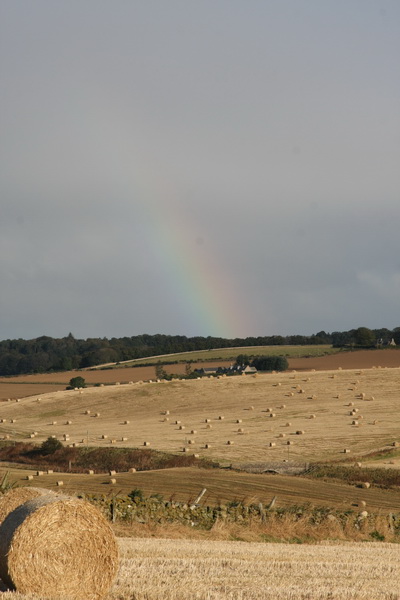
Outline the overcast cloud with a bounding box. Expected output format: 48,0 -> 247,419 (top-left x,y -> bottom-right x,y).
1,1 -> 399,340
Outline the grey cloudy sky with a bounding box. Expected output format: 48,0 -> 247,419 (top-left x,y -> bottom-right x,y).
1,1 -> 399,340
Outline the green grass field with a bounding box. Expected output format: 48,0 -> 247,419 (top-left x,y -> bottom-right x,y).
93,345 -> 340,368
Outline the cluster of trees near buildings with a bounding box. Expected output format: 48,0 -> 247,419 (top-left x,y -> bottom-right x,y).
0,327 -> 398,377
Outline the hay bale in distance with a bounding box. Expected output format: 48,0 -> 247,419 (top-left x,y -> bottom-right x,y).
0,494 -> 119,599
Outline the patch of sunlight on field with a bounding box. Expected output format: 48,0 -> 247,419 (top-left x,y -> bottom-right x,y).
109,538 -> 400,600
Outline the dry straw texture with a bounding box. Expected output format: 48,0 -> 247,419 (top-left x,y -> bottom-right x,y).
0,487 -> 56,526
111,537 -> 400,600
0,494 -> 119,600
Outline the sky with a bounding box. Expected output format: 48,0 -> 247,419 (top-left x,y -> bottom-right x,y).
1,1 -> 399,341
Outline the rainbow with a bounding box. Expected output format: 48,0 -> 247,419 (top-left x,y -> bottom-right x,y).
96,99 -> 257,337
142,191 -> 253,338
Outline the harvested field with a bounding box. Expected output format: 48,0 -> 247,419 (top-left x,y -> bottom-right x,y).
0,538 -> 398,599
3,466 -> 400,512
1,349 -> 399,401
1,365 -> 400,465
112,538 -> 399,599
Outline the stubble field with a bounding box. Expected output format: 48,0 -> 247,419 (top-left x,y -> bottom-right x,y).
1,538 -> 398,600
1,364 -> 399,464
1,360 -> 400,510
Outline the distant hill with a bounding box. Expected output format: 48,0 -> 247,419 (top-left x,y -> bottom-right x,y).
0,326 -> 398,376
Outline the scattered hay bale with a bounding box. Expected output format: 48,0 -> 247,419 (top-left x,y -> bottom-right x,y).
128,468 -> 136,473
85,410 -> 91,415
269,413 -> 276,418
175,420 -> 181,425
227,440 -> 234,445
56,481 -> 64,486
343,449 -> 351,454
36,471 -> 44,477
286,440 -> 293,445
123,420 -> 130,425
296,430 -> 305,435
0,488 -> 57,526
88,470 -> 94,475
47,470 -> 53,475
204,444 -> 211,449
236,419 -> 242,423
94,413 -> 100,418
110,439 -> 117,444
0,494 -> 119,599
191,430 -> 197,434
143,441 -> 150,446
52,421 -> 57,425
218,416 -> 224,420
285,422 -> 291,427
269,442 -> 276,447
101,434 -> 108,440
206,424 -> 212,429
205,418 -> 211,423
121,437 -> 128,442
179,425 -> 185,430
309,414 -> 316,419
266,408 -> 273,413
66,421 -> 72,425
109,478 -> 116,484
278,433 -> 286,438
352,420 -> 359,426
392,441 -> 399,447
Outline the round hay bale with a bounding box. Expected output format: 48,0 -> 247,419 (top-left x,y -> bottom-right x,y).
0,487 -> 57,526
0,495 -> 119,599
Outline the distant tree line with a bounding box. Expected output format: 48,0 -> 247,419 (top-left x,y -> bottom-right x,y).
0,327 -> 398,377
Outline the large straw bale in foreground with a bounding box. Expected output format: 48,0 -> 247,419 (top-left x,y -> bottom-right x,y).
0,495 -> 119,600
0,487 -> 56,526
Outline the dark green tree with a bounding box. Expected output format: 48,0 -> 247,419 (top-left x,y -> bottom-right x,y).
235,354 -> 250,367
40,436 -> 63,455
68,376 -> 86,389
353,327 -> 375,347
251,356 -> 288,372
